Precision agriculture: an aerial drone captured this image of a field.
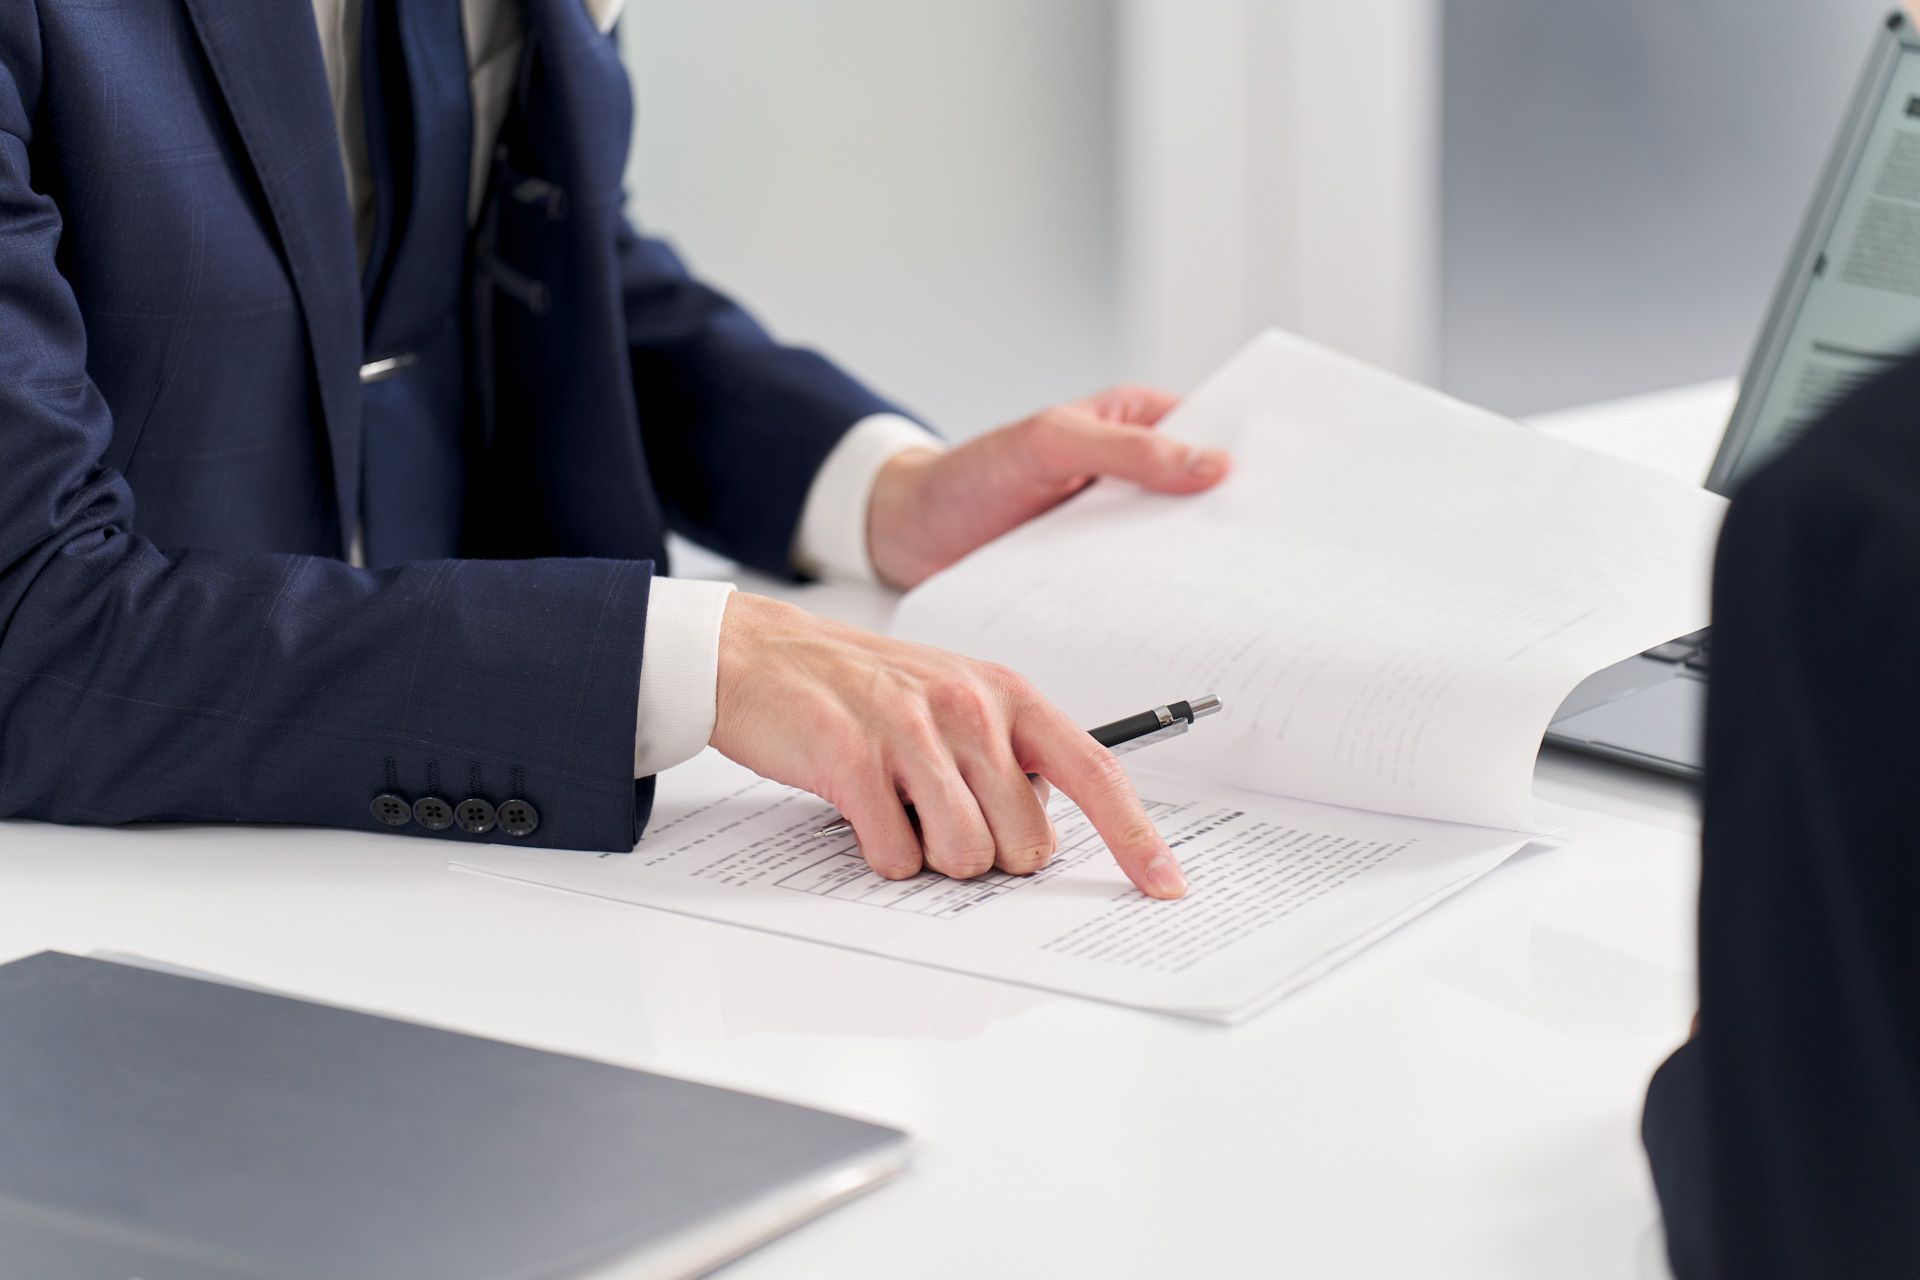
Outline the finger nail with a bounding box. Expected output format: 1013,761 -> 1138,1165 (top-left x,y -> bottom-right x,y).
1184,447 -> 1229,481
1144,853 -> 1188,899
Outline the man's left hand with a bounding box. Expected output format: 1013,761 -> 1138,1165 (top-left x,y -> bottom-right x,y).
866,386 -> 1232,590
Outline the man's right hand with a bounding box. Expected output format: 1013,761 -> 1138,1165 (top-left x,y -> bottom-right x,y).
709,592 -> 1188,899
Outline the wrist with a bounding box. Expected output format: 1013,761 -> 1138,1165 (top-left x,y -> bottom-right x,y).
866,446 -> 945,589
793,415 -> 942,585
713,591 -> 796,758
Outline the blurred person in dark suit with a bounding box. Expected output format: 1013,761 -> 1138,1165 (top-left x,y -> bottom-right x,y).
1643,352 -> 1920,1278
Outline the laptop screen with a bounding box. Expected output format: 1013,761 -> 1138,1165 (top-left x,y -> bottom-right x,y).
1714,20 -> 1920,493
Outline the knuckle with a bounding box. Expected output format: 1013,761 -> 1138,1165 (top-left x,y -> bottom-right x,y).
1021,411 -> 1079,469
1080,747 -> 1133,794
1114,816 -> 1162,853
994,792 -> 1057,874
998,833 -> 1055,875
933,842 -> 996,880
982,662 -> 1035,703
862,839 -> 923,880
927,678 -> 995,737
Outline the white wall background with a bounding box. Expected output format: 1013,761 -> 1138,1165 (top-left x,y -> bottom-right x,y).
1440,0 -> 1894,414
622,2 -> 1905,427
1115,0 -> 1440,392
621,1 -> 1119,435
620,1 -> 1439,428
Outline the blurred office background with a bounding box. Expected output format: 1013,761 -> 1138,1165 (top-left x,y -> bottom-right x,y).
624,0 -> 1890,429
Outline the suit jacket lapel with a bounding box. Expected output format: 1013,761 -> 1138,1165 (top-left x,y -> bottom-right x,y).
180,0 -> 364,554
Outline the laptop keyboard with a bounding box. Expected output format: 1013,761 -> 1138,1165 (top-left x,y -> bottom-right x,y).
1644,628 -> 1710,674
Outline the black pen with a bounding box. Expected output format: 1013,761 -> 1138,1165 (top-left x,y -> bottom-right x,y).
807,694 -> 1223,841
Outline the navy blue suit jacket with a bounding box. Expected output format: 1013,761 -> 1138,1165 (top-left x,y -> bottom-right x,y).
0,0 -> 897,848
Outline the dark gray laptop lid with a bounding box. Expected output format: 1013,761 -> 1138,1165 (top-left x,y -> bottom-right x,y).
0,952 -> 906,1280
1711,11 -> 1920,494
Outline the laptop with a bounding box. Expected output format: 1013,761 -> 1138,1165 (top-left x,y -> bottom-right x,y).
1545,10 -> 1920,778
0,951 -> 909,1280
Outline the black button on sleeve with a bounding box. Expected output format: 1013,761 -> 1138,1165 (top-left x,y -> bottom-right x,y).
371,793 -> 412,827
498,799 -> 540,838
413,796 -> 454,831
455,797 -> 496,835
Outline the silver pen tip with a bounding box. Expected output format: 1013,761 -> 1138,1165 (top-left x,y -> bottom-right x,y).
1188,694 -> 1223,718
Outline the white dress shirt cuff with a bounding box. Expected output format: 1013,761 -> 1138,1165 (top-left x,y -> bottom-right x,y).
633,577 -> 736,778
791,412 -> 945,585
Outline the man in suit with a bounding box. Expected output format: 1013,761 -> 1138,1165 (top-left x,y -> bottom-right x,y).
0,0 -> 1229,898
1641,353 -> 1920,1277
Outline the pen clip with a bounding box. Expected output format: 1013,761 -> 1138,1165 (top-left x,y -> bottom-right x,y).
1107,720 -> 1189,757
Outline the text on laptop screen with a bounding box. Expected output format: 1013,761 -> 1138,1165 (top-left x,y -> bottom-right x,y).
1723,38 -> 1920,489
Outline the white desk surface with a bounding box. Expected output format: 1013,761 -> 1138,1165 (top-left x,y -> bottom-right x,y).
0,379 -> 1740,1279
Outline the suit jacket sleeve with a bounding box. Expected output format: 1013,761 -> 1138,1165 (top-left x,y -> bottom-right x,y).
1642,355 -> 1920,1279
615,220 -> 913,576
0,30 -> 651,850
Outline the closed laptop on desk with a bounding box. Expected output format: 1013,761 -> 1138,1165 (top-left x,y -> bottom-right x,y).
0,952 -> 907,1280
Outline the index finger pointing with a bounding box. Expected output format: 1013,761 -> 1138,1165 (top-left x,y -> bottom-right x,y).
1012,699 -> 1188,899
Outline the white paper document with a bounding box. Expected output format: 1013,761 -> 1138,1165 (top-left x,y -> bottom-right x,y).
893,331 -> 1727,831
456,749 -> 1533,1023
455,331 -> 1720,1021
